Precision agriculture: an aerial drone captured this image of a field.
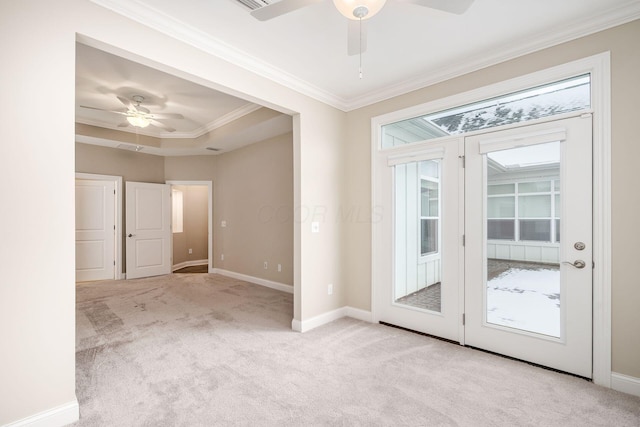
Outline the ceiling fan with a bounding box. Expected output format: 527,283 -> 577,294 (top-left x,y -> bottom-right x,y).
80,95 -> 184,132
250,0 -> 475,56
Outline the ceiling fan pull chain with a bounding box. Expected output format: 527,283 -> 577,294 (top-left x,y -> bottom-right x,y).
359,16 -> 363,79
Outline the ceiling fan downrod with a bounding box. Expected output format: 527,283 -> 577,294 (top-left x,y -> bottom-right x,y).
354,7 -> 369,79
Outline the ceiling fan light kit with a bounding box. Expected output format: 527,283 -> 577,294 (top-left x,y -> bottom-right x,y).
333,0 -> 387,20
126,114 -> 151,128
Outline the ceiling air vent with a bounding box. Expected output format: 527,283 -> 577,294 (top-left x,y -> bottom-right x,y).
206,147 -> 221,152
234,0 -> 272,11
117,144 -> 144,152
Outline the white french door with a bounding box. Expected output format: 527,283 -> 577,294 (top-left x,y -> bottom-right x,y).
375,115 -> 593,377
375,136 -> 463,342
125,182 -> 172,279
464,116 -> 592,377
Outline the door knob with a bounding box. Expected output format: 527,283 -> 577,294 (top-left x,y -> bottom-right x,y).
128,233 -> 135,238
563,260 -> 586,269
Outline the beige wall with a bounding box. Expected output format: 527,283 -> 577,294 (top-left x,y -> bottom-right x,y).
165,133 -> 294,285
77,135 -> 294,286
171,185 -> 209,266
76,142 -> 165,183
3,0 -> 346,422
343,20 -> 640,378
216,133 -> 294,285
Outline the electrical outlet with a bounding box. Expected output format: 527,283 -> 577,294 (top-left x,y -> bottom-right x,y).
188,248 -> 192,254
221,220 -> 227,228
328,284 -> 333,295
311,221 -> 320,233
221,254 -> 224,261
278,264 -> 282,272
264,261 -> 268,270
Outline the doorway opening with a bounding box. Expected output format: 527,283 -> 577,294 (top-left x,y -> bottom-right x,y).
167,180 -> 213,274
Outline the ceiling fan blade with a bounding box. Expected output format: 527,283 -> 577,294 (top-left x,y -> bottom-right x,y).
79,105 -> 109,112
79,105 -> 129,116
398,0 -> 474,14
151,113 -> 184,120
347,20 -> 368,56
250,0 -> 323,21
117,96 -> 136,110
150,119 -> 176,133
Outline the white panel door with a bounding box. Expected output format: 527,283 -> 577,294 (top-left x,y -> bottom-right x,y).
126,182 -> 171,279
464,116 -> 592,377
375,136 -> 463,342
76,179 -> 116,282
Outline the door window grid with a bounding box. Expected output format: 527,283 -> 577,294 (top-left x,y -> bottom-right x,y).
487,179 -> 559,243
420,160 -> 440,257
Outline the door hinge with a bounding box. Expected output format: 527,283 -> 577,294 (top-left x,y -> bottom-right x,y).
459,155 -> 465,168
113,260 -> 116,266
593,261 -> 595,269
114,189 -> 116,195
462,234 -> 465,246
462,313 -> 465,325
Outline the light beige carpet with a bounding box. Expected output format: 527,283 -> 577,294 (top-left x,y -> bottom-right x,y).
75,274 -> 640,426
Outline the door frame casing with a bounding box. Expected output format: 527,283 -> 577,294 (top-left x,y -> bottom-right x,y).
371,52 -> 611,386
75,172 -> 123,279
166,180 -> 213,273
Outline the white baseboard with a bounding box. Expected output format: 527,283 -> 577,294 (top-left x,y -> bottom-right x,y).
211,268 -> 293,294
172,259 -> 208,272
4,399 -> 79,427
292,306 -> 374,333
611,372 -> 640,397
345,306 -> 374,323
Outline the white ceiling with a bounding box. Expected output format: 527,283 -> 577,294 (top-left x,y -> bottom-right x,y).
77,0 -> 640,155
91,0 -> 640,110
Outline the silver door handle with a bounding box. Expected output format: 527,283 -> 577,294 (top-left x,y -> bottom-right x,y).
563,260 -> 586,269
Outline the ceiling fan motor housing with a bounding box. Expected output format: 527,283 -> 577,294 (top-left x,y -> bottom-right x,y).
333,0 -> 387,20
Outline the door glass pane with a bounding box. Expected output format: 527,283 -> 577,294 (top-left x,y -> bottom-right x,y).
488,196 -> 515,217
395,160 -> 442,312
519,181 -> 551,193
485,142 -> 561,337
518,195 -> 551,217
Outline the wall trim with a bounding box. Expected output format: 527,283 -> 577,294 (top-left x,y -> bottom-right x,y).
211,268 -> 293,294
3,400 -> 79,427
172,259 -> 208,272
345,306 -> 374,323
292,306 -> 374,333
611,372 -> 640,398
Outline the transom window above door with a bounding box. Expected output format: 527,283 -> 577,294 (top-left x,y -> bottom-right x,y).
381,74 -> 590,149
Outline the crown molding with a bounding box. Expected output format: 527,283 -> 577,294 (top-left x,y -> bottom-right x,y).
89,0 -> 349,110
90,0 -> 640,112
75,117 -> 160,138
77,103 -> 263,139
169,103 -> 263,138
346,1 -> 640,110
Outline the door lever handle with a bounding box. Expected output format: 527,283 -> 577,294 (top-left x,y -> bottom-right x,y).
563,260 -> 586,269
128,233 -> 135,238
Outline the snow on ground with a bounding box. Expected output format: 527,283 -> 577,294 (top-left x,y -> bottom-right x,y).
486,266 -> 560,337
